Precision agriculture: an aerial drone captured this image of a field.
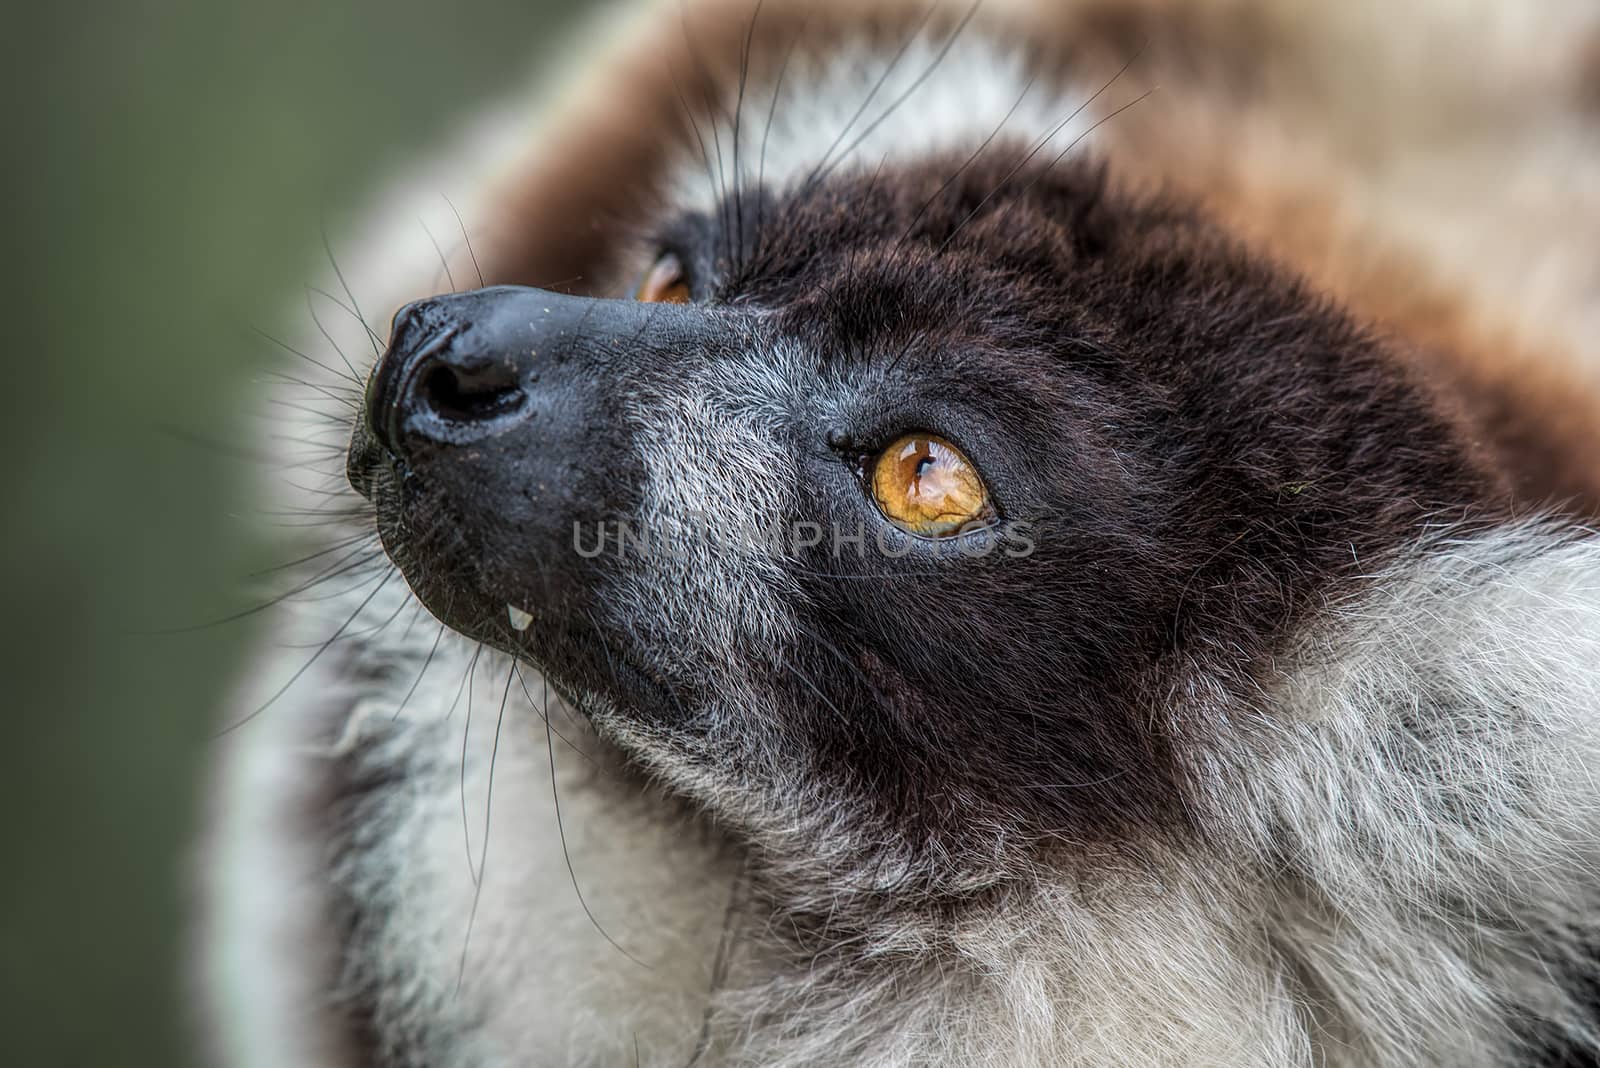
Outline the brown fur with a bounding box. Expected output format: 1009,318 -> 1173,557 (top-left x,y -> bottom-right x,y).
1035,0 -> 1600,514
1579,28 -> 1600,114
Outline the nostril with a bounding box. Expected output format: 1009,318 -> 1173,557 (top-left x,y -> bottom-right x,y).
368,291 -> 567,456
418,361 -> 527,424
391,299 -> 426,336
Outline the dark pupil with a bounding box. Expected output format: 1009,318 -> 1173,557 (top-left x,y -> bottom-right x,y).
914,455 -> 935,478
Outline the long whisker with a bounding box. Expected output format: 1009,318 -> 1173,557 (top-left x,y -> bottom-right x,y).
444,194 -> 486,289
307,284 -> 383,355
250,532 -> 380,577
478,653 -> 516,886
895,75 -> 1035,250
393,622 -> 448,721
681,858 -> 749,1067
269,559 -> 392,606
262,371 -> 362,410
513,662 -> 601,766
148,541 -> 384,633
460,649 -> 481,888
678,3 -> 734,270
303,290 -> 363,383
667,58 -> 727,255
751,8 -> 811,268
541,675 -> 653,969
1013,87 -> 1158,199
250,324 -> 362,386
787,617 -> 875,696
266,399 -> 357,427
341,582 -> 418,641
812,0 -> 984,185
419,215 -> 459,293
934,46 -> 1146,257
455,654 -> 518,993
783,655 -> 853,726
798,0 -> 941,193
212,565 -> 398,736
321,228 -> 383,356
729,0 -> 765,276
153,423 -> 282,467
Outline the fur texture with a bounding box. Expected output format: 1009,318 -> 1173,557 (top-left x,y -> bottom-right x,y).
199,2 -> 1600,1066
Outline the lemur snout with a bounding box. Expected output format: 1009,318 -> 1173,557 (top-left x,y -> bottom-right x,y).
350,284 -> 740,652
353,285 -> 628,643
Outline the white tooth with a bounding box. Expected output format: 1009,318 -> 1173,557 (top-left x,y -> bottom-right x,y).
507,605 -> 534,632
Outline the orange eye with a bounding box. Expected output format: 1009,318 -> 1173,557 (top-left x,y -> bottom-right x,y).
635,252 -> 691,304
869,434 -> 995,537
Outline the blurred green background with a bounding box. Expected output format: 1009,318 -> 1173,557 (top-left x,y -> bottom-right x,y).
9,1 -> 581,1063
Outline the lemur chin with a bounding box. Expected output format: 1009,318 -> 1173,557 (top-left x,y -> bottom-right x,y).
199,1 -> 1600,1065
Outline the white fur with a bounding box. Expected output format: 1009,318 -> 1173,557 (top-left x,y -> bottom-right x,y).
327,649 -> 738,1067
197,615 -> 353,1068
613,336 -> 808,685
1221,526 -> 1600,1066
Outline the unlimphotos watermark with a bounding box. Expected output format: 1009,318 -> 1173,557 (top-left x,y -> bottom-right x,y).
572,512 -> 1037,561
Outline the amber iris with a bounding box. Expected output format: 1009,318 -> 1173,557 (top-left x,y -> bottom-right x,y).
635,253 -> 691,304
869,434 -> 994,537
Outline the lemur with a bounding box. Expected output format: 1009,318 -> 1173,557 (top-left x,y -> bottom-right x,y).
199,1 -> 1600,1065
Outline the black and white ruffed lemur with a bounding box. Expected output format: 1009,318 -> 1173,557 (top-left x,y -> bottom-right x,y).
199,2 -> 1600,1065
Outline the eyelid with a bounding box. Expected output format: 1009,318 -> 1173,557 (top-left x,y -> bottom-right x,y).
636,251 -> 692,304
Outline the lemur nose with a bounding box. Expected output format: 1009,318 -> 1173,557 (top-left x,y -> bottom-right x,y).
367,297 -> 533,456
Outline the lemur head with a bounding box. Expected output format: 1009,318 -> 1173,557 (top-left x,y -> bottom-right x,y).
346,26 -> 1504,907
